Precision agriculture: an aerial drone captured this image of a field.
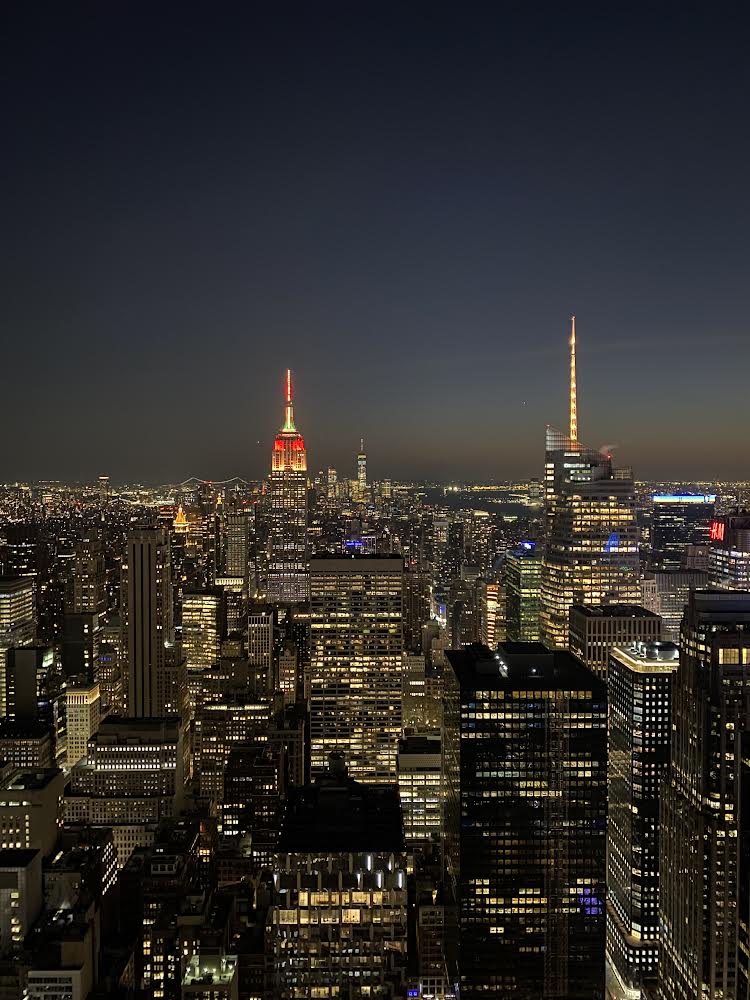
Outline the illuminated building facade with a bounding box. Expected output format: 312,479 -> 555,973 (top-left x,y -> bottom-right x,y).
194,695 -> 269,801
355,438 -> 367,504
268,369 -> 309,604
309,555 -> 403,782
64,716 -> 184,866
707,510 -> 750,590
649,494 -> 716,570
740,733 -> 750,998
657,591 -> 750,1000
121,528 -> 175,717
541,436 -> 640,648
0,848 -> 42,956
222,511 -> 251,579
444,642 -> 607,998
0,768 -> 65,856
70,535 -> 107,615
65,681 -> 101,767
182,590 -> 223,670
541,318 -> 639,648
568,604 -> 661,680
640,569 -> 709,641
247,610 -> 274,695
396,735 -> 442,850
0,576 -> 36,715
266,765 -> 408,999
504,541 -> 542,641
605,641 -> 678,1000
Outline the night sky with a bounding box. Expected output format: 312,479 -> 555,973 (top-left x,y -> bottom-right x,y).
3,4 -> 750,483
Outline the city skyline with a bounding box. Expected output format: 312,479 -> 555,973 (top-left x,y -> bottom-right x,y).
4,5 -> 750,483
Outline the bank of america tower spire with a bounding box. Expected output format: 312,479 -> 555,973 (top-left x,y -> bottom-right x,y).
267,369 -> 309,604
540,317 -> 639,648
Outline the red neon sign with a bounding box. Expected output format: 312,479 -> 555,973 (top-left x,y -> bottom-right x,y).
709,520 -> 725,542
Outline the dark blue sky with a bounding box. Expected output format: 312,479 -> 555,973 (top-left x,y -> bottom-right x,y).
3,4 -> 749,483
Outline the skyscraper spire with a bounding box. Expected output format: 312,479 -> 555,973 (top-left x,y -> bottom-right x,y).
569,315 -> 577,443
282,368 -> 296,432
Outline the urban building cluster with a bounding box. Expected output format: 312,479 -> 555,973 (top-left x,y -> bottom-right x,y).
0,338 -> 749,1000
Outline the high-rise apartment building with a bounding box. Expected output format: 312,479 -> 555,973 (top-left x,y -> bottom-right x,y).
121,528 -> 174,718
569,604 -> 661,680
504,540 -> 542,641
267,370 -> 309,604
606,641 -> 678,1000
649,494 -> 716,570
657,591 -> 750,1000
444,642 -> 607,998
708,510 -> 750,590
309,555 -> 403,782
541,319 -> 639,648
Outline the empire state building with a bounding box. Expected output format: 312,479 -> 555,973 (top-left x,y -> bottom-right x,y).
267,369 -> 309,604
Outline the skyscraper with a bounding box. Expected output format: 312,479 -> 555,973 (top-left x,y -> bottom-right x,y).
606,640 -> 678,1000
540,318 -> 639,648
222,510 -> 251,579
121,528 -> 175,718
0,577 -> 36,717
569,604 -> 661,680
504,540 -> 542,641
70,535 -> 107,615
649,493 -> 716,570
444,642 -> 607,997
309,555 -> 403,782
657,590 -> 750,1000
267,370 -> 309,604
356,437 -> 367,502
707,510 -> 750,590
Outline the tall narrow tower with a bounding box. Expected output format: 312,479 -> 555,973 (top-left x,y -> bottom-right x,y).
357,438 -> 367,502
267,370 -> 309,604
540,318 -> 639,648
569,314 -> 578,443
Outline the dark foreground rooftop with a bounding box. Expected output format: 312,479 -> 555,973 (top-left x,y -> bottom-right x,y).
279,766 -> 405,854
447,642 -> 606,696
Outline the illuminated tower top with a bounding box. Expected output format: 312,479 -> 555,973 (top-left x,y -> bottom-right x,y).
173,504 -> 189,534
569,314 -> 577,443
282,367 -> 296,432
357,438 -> 367,492
272,369 -> 307,472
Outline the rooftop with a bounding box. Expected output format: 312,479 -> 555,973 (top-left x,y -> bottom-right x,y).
5,768 -> 63,792
571,604 -> 660,620
611,641 -> 680,674
279,769 -> 405,854
0,848 -> 39,868
447,642 -> 606,696
0,720 -> 52,741
397,735 -> 441,756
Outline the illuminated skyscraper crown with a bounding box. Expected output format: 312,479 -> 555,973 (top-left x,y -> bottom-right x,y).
272,369 -> 307,472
